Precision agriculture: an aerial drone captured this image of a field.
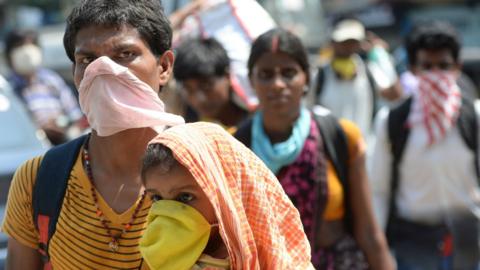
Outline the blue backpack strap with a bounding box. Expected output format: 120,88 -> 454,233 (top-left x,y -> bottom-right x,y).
32,134 -> 88,267
312,107 -> 351,232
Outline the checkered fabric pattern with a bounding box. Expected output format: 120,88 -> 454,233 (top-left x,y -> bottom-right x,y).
150,122 -> 314,270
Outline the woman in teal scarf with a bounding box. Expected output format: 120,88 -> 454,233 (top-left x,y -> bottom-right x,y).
234,28 -> 394,270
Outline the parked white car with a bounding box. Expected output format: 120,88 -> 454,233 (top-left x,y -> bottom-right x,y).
0,74 -> 49,264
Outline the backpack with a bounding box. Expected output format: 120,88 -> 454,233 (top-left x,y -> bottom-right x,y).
234,108 -> 353,232
314,60 -> 379,121
385,97 -> 479,242
32,134 -> 88,269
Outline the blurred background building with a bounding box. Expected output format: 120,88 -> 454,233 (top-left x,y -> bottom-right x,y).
0,0 -> 478,86
0,0 -> 478,81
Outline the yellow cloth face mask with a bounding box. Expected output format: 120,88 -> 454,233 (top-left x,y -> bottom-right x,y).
332,57 -> 357,80
139,200 -> 212,270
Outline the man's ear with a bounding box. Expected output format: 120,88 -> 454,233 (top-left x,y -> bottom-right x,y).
72,63 -> 76,81
452,62 -> 463,79
454,61 -> 462,71
158,50 -> 175,86
72,62 -> 81,90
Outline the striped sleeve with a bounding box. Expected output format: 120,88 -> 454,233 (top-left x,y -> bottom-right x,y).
1,156 -> 43,249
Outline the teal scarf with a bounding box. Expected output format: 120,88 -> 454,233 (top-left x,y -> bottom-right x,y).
252,107 -> 311,174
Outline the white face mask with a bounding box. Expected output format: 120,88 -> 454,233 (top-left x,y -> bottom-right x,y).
11,44 -> 42,75
78,56 -> 184,136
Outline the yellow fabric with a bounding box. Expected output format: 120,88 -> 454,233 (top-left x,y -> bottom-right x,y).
140,200 -> 211,270
332,57 -> 357,80
323,119 -> 366,221
150,122 -> 314,269
2,152 -> 152,269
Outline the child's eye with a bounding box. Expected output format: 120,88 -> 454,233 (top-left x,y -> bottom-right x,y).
150,194 -> 162,202
176,193 -> 194,203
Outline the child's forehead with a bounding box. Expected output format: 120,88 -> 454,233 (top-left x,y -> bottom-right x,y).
146,162 -> 200,188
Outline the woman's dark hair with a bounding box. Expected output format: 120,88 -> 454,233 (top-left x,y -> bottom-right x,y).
173,37 -> 230,81
248,28 -> 310,83
141,143 -> 178,182
63,0 -> 172,63
406,20 -> 461,66
4,29 -> 39,68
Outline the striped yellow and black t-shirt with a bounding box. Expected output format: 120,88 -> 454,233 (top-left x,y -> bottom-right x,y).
2,152 -> 152,269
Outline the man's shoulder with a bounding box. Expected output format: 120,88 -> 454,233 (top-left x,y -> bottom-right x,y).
12,156 -> 44,189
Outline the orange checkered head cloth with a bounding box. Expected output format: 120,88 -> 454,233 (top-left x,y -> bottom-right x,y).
149,122 -> 313,270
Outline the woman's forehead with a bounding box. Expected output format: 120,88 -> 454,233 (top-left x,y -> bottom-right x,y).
254,52 -> 301,68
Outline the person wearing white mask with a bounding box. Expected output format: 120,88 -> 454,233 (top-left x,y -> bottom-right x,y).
5,29 -> 86,145
2,1 -> 185,269
370,21 -> 480,270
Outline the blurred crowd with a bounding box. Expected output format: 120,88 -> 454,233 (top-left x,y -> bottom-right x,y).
1,0 -> 480,269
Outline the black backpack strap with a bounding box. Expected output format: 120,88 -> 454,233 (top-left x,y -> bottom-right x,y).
386,97 -> 413,243
32,134 -> 88,268
364,62 -> 379,120
233,118 -> 253,148
457,98 -> 480,182
312,107 -> 352,232
314,65 -> 326,102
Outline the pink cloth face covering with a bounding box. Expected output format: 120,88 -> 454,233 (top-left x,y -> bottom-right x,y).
78,56 -> 184,136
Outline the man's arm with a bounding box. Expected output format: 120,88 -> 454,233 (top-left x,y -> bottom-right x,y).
2,157 -> 43,269
6,238 -> 42,270
379,80 -> 403,101
169,0 -> 206,30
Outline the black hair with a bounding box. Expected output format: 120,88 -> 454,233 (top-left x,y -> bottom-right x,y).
141,143 -> 178,183
4,29 -> 39,68
248,28 -> 310,83
63,0 -> 172,63
173,37 -> 230,81
406,20 -> 461,65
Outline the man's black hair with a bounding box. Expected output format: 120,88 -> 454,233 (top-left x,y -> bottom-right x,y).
173,37 -> 230,81
248,28 -> 310,83
4,29 -> 39,68
406,20 -> 461,65
141,143 -> 178,182
63,0 -> 172,62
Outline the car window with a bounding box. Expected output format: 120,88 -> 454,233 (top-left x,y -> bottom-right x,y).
0,77 -> 46,151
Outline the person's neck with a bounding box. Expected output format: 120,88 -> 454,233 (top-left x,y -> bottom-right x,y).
205,237 -> 229,259
88,128 -> 157,181
18,72 -> 36,83
216,101 -> 247,127
262,110 -> 300,144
